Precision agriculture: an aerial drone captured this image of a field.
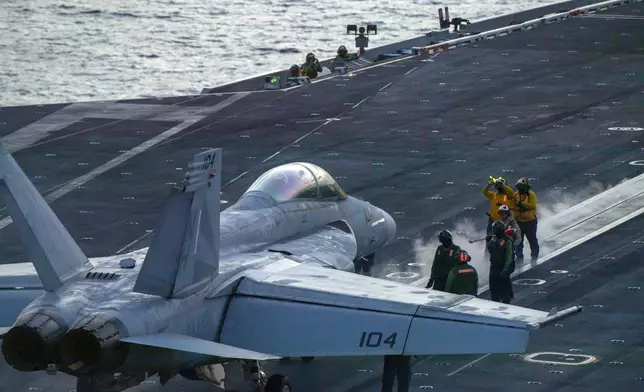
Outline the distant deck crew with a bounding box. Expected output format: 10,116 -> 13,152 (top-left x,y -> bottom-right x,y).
426,230 -> 461,291
486,221 -> 516,304
353,253 -> 374,276
450,17 -> 471,32
286,64 -> 301,87
381,355 -> 411,392
482,176 -> 514,236
335,45 -> 359,62
497,204 -> 521,250
512,177 -> 539,262
301,52 -> 322,79
445,250 -> 478,296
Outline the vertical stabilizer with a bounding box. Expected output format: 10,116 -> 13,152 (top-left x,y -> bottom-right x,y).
133,148 -> 222,298
0,142 -> 91,292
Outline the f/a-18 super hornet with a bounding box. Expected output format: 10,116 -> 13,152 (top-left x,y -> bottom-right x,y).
0,143 -> 582,392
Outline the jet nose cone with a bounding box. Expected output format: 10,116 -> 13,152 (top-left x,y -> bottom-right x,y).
384,211 -> 397,245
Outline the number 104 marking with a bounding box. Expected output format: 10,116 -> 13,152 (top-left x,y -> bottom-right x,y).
359,332 -> 398,348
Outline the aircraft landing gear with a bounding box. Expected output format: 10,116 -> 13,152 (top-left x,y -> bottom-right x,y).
265,374 -> 292,392
244,360 -> 292,392
75,372 -> 147,392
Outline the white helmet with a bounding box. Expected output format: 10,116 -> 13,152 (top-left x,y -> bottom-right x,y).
498,204 -> 511,214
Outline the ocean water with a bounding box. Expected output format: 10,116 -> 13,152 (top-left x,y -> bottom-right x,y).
1,0 -> 558,106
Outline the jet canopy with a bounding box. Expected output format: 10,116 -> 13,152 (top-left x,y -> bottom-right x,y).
244,162 -> 347,202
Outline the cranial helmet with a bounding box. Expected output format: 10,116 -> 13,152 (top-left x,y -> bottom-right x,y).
516,177 -> 531,192
457,250 -> 471,263
438,229 -> 453,247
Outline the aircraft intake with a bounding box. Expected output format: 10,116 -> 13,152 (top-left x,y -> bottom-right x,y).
58,314 -> 129,373
1,311 -> 67,372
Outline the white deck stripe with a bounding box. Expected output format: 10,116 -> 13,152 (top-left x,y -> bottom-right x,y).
0,93 -> 249,231
447,354 -> 491,376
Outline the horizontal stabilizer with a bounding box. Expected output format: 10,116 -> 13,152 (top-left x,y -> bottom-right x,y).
0,262 -> 47,329
0,262 -> 43,289
0,142 -> 91,292
121,333 -> 280,360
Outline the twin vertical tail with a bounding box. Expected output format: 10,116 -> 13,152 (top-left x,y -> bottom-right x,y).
132,148 -> 222,299
0,142 -> 91,292
0,141 -> 222,298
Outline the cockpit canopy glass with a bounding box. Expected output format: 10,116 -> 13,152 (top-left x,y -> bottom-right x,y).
244,162 -> 347,202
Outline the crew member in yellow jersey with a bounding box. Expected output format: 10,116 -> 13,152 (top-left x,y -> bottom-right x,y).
482,176 -> 514,237
512,177 -> 539,262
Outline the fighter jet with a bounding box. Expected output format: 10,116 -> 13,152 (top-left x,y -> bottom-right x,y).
0,144 -> 582,392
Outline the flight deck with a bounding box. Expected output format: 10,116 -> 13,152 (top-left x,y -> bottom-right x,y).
1,0 -> 644,390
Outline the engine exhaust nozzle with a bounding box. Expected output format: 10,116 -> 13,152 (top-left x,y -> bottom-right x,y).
59,314 -> 129,373
1,311 -> 67,371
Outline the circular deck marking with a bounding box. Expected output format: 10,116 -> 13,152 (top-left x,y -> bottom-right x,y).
608,127 -> 642,131
386,272 -> 420,279
629,160 -> 644,166
524,352 -> 598,366
513,278 -> 546,286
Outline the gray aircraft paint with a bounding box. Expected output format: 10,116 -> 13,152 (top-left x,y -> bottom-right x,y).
0,142 -> 580,391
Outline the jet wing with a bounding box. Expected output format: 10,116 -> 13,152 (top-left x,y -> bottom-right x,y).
219,263 -> 581,357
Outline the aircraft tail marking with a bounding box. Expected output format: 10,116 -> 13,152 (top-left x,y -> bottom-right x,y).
0,142 -> 91,292
133,148 -> 222,299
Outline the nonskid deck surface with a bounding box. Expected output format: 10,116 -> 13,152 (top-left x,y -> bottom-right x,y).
1,0 -> 644,391
1,3 -> 644,264
3,214 -> 643,392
